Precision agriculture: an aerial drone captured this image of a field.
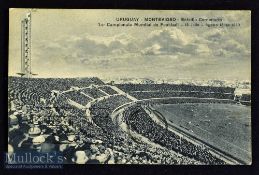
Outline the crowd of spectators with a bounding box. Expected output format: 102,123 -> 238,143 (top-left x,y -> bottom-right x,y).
129,91 -> 234,100
116,84 -> 235,94
123,105 -> 226,165
8,76 -> 104,107
8,77 -> 227,164
88,95 -> 201,164
116,84 -> 235,100
98,86 -> 118,95
64,91 -> 91,106
8,90 -> 200,164
80,88 -> 104,99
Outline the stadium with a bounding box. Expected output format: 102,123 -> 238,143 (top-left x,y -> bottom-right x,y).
7,10 -> 251,165
8,76 -> 251,165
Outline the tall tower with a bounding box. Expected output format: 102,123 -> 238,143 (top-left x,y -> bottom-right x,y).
18,12 -> 36,78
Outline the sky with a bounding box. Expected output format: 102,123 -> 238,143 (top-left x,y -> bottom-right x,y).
9,9 -> 251,80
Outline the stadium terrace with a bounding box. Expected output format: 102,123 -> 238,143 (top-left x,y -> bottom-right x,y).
8,77 -> 251,165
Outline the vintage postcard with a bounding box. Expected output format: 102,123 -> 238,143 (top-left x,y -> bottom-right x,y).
7,9 -> 251,166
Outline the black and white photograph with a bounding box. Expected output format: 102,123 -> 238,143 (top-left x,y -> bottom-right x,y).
7,9 -> 251,165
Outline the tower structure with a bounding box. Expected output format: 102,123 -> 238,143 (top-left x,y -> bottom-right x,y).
17,12 -> 37,78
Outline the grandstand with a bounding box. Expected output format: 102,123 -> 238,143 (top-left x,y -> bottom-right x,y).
8,76 -> 251,165
123,105 -> 226,165
116,84 -> 236,100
